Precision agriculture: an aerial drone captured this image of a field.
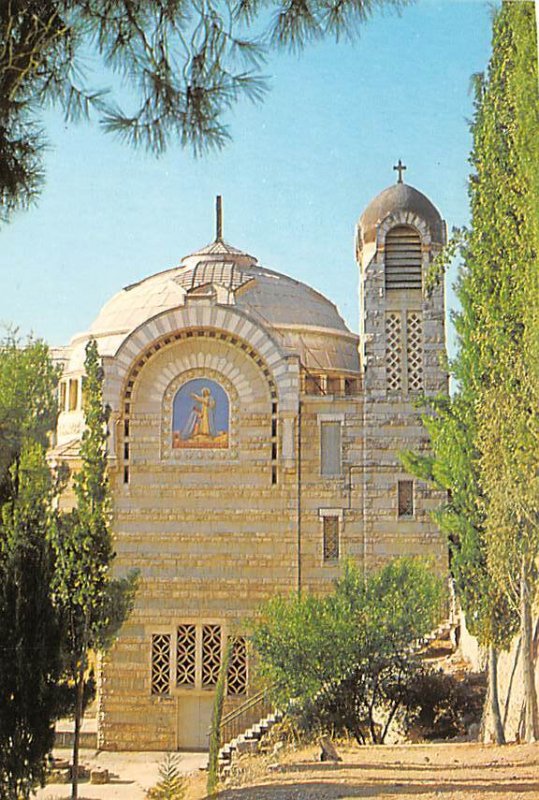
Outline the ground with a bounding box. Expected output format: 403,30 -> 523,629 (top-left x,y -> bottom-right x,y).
37,741 -> 539,800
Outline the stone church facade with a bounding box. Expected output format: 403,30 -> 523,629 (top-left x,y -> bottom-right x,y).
51,178 -> 448,751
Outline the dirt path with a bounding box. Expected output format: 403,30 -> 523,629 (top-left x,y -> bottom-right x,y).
216,741 -> 539,800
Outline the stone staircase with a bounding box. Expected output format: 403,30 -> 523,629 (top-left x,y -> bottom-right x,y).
217,686 -> 283,768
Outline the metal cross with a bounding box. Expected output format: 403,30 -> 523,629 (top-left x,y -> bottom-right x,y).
393,159 -> 407,184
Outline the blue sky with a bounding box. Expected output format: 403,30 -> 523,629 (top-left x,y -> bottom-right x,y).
0,0 -> 495,354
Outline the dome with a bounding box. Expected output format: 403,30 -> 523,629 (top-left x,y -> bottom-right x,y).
73,236 -> 359,373
359,183 -> 445,245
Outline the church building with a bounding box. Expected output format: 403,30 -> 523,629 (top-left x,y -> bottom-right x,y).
51,173 -> 448,751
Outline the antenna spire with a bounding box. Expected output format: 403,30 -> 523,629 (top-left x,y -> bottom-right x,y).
216,195 -> 223,241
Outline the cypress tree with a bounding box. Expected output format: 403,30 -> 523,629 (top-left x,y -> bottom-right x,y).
50,339 -> 137,799
403,0 -> 538,742
470,1 -> 539,743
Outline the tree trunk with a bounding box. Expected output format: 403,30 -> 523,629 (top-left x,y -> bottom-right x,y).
381,699 -> 401,744
71,663 -> 85,800
483,644 -> 505,744
521,568 -> 538,743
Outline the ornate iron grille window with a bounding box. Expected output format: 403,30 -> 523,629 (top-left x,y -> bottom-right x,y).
398,480 -> 414,518
323,516 -> 340,561
201,625 -> 222,688
386,313 -> 402,392
227,637 -> 248,696
176,624 -> 197,688
151,634 -> 171,695
407,312 -> 424,391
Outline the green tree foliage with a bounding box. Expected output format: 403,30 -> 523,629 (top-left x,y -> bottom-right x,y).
0,335 -> 63,798
207,639 -> 232,797
49,339 -> 137,799
251,558 -> 443,744
0,441 -> 63,800
0,0 -> 410,223
404,0 -> 538,743
467,1 -> 539,743
0,331 -> 60,493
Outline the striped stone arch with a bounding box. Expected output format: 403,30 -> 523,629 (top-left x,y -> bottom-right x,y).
103,302 -> 299,415
376,211 -> 432,250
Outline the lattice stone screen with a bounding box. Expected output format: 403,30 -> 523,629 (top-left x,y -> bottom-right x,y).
323,516 -> 340,561
227,637 -> 248,696
386,313 -> 402,391
151,634 -> 171,695
176,624 -> 196,688
201,625 -> 222,688
407,312 -> 423,391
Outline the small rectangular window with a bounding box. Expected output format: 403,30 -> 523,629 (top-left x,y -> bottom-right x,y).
398,480 -> 414,518
323,516 -> 340,561
201,625 -> 222,688
68,379 -> 78,411
227,637 -> 248,697
326,376 -> 341,395
176,624 -> 196,688
320,421 -> 342,476
345,377 -> 359,396
151,634 -> 171,695
59,382 -> 67,412
305,375 -> 322,395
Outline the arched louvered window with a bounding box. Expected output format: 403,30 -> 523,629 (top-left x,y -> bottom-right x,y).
385,225 -> 422,290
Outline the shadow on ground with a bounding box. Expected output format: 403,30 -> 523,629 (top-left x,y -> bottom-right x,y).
215,778 -> 539,799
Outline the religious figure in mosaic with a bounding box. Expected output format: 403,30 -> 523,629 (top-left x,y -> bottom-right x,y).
172,379 -> 229,449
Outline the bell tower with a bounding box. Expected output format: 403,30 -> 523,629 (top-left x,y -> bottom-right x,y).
355,167 -> 448,570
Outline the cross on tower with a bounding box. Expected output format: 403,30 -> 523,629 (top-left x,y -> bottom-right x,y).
393,159 -> 407,184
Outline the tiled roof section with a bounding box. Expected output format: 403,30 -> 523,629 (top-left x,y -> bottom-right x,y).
174,261 -> 253,292
188,239 -> 251,258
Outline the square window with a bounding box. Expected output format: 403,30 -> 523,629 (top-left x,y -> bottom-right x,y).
398,480 -> 414,518
323,516 -> 340,561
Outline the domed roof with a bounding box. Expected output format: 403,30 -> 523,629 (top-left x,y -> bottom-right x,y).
359,182 -> 445,244
81,237 -> 356,370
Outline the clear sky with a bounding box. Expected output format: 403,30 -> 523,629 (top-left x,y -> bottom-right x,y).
0,0 -> 496,354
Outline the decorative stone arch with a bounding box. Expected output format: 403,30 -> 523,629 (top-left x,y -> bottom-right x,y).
102,302 -> 300,473
103,302 -> 299,416
376,212 -> 432,250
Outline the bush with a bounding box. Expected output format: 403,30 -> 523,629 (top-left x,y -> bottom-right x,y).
251,557 -> 445,744
402,669 -> 486,741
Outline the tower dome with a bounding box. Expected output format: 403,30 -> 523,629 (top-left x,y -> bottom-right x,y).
358,182 -> 446,246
